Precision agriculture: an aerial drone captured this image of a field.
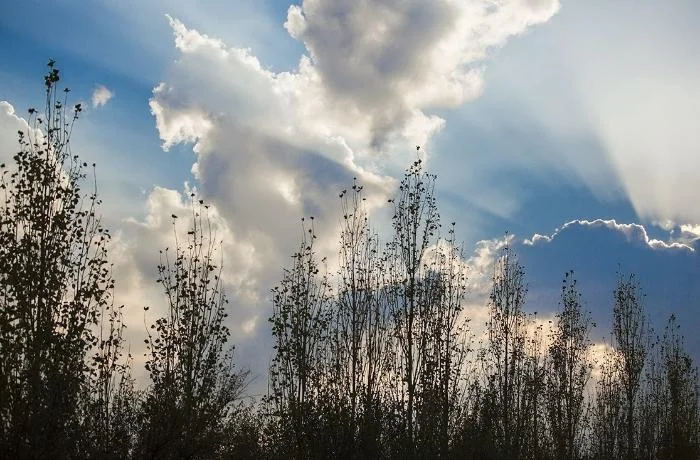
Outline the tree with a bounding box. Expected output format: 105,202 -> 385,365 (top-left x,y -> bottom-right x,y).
138,197 -> 248,459
546,271 -> 592,460
266,217 -> 331,459
591,345 -> 625,460
658,314 -> 700,458
384,158 -> 441,455
383,157 -> 470,457
637,333 -> 665,460
266,158 -> 471,458
612,272 -> 649,460
522,316 -> 548,459
411,223 -> 470,458
0,61 -> 124,457
79,297 -> 136,459
330,181 -> 390,457
482,241 -> 529,458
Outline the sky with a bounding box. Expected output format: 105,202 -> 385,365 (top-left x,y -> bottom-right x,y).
1,0 -> 699,392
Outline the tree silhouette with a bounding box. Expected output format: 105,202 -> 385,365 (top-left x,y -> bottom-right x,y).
482,243 -> 529,458
266,218 -> 331,458
546,271 -> 592,460
658,314 -> 700,458
0,61 -> 125,457
613,272 -> 649,460
138,197 -> 248,459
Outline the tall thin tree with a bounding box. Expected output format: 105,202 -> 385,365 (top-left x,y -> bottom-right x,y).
612,272 -> 649,460
546,271 -> 593,460
267,218 -> 331,458
139,196 -> 247,459
0,62 -> 122,457
484,243 -> 528,458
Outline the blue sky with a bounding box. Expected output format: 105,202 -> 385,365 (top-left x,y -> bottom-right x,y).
1,0 -> 699,386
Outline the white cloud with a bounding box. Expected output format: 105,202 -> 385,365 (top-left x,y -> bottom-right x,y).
145,6 -> 561,275
0,102 -> 31,167
678,224 -> 700,241
149,85 -> 213,153
651,221 -> 700,246
284,0 -> 559,149
588,341 -> 620,383
91,85 -> 113,108
522,233 -> 552,246
464,233 -> 515,295
108,4 -> 560,388
523,219 -> 694,252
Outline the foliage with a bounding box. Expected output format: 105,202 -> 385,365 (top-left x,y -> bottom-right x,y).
138,197 -> 248,459
613,272 -> 649,460
0,61 -> 127,457
545,271 -> 592,460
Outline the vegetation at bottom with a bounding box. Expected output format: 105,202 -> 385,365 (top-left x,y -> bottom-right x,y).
1,64 -> 699,459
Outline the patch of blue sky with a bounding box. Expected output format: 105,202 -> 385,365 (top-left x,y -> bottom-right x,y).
431,96 -> 637,245
428,0 -> 700,246
0,0 -> 173,85
74,110 -> 196,221
109,0 -> 304,73
0,0 -> 305,92
517,222 -> 700,354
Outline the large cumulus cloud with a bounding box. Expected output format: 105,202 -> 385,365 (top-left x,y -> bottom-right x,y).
145,0 -> 563,285
129,2 -> 563,387
285,0 -> 559,148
